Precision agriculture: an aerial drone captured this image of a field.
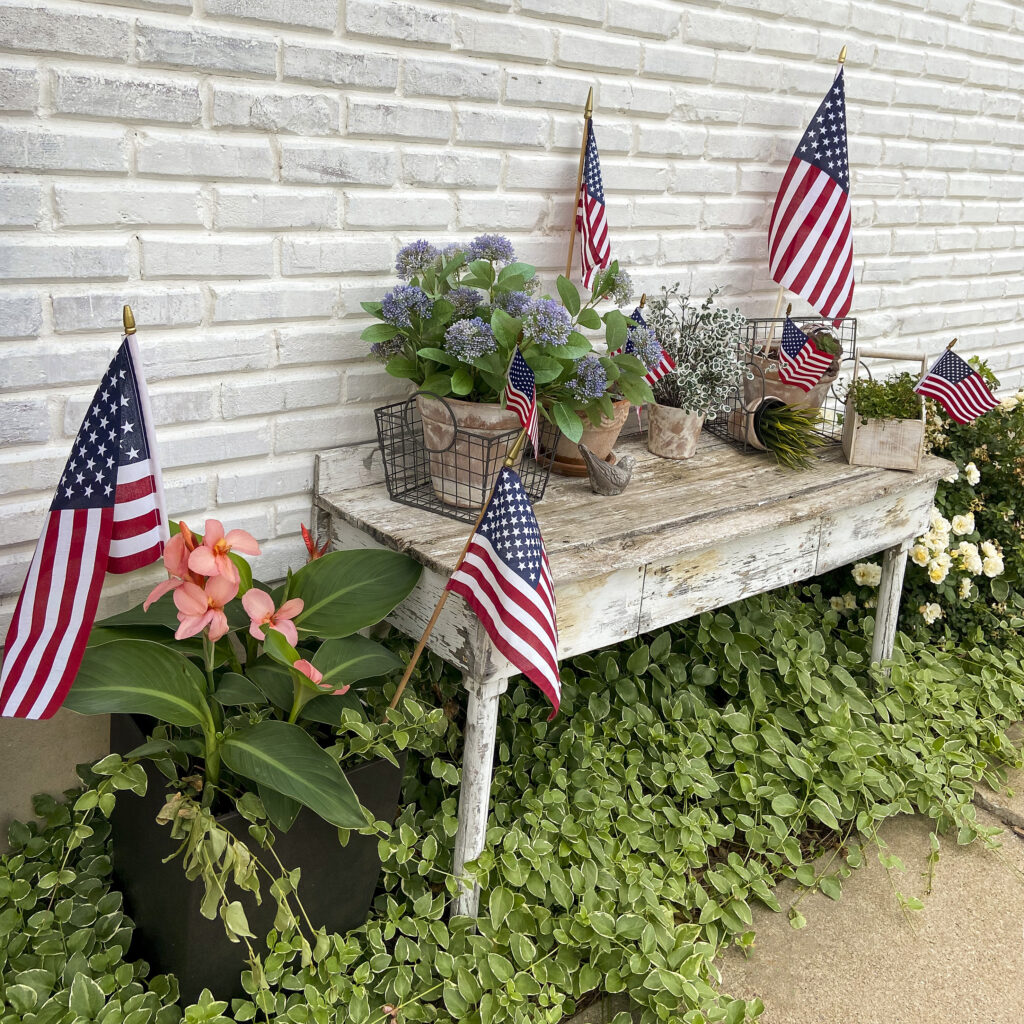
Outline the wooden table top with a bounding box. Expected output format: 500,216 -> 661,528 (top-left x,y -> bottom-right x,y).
315,432 -> 951,582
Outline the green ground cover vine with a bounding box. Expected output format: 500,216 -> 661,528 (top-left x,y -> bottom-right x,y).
5,583 -> 1024,1024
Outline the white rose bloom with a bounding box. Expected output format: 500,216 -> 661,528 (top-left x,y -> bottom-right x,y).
929,507 -> 951,534
942,465 -> 959,483
910,543 -> 930,566
1001,394 -> 1019,411
919,602 -> 943,625
928,560 -> 950,584
852,562 -> 882,587
981,540 -> 998,557
924,529 -> 949,554
959,578 -> 972,600
983,555 -> 1004,578
932,551 -> 952,569
829,596 -> 845,612
965,462 -> 980,486
843,592 -> 857,609
951,512 -> 975,536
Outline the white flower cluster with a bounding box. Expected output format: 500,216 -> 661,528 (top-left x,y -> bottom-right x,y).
910,498 -> 1004,592
919,602 -> 943,625
851,562 -> 882,587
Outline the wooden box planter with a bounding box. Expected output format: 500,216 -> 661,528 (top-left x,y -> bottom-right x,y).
841,349 -> 927,472
110,715 -> 405,1005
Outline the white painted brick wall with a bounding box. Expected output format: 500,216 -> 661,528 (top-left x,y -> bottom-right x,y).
1,0 -> 1023,631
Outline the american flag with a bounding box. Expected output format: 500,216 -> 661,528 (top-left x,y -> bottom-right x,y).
768,68 -> 854,322
914,349 -> 999,425
446,468 -> 560,718
504,347 -> 539,453
576,120 -> 611,291
620,306 -> 675,386
1,334 -> 167,719
777,317 -> 833,391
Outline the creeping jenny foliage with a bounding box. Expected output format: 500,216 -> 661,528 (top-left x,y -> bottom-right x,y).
4,588 -> 1024,1024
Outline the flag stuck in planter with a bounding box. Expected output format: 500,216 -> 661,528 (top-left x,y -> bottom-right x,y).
777,317 -> 834,392
1,322 -> 167,720
914,349 -> 999,425
504,347 -> 539,454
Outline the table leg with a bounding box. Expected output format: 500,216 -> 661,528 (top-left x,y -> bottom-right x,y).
451,674 -> 506,919
871,540 -> 910,667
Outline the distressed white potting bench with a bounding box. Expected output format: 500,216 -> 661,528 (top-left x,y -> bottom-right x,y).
313,433 -> 949,917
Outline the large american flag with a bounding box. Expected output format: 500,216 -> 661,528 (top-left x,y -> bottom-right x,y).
446,468 -> 560,718
777,317 -> 833,391
768,68 -> 854,322
620,306 -> 675,386
1,335 -> 167,719
914,349 -> 999,425
576,120 -> 611,291
504,347 -> 539,453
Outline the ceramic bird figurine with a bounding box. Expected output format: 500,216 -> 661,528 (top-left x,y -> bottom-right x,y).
578,443 -> 636,495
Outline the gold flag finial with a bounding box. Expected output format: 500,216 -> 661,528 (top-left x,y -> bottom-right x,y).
584,86 -> 594,121
123,304 -> 136,336
946,336 -> 958,351
838,45 -> 847,64
639,293 -> 647,309
786,302 -> 793,317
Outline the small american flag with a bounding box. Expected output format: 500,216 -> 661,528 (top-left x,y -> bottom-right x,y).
1,334 -> 167,719
576,120 -> 611,291
914,349 -> 999,424
768,68 -> 854,322
504,347 -> 539,453
621,306 -> 675,386
777,318 -> 833,391
446,468 -> 560,718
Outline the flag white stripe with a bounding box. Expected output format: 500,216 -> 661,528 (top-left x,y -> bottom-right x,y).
25,512 -> 104,720
116,458 -> 156,486
809,216 -> 853,314
918,375 -> 994,418
779,187 -> 843,291
112,491 -> 160,522
768,161 -> 811,259
109,524 -> 163,559
770,166 -> 826,276
0,527 -> 47,707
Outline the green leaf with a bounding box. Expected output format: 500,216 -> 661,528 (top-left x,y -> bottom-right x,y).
228,551 -> 253,597
451,367 -> 474,396
808,798 -> 840,831
311,635 -> 404,689
246,657 -> 293,711
489,886 -> 513,928
288,550 -> 421,639
221,721 -> 365,828
360,300 -> 384,317
296,689 -> 365,726
417,346 -> 457,366
421,371 -> 453,396
556,276 -> 580,317
214,673 -> 265,706
69,973 -> 104,1019
550,401 -> 583,443
261,627 -> 302,671
361,323 -> 400,343
65,640 -> 211,729
490,308 -> 521,348
617,376 -> 654,407
385,356 -> 419,379
770,793 -> 801,817
222,900 -> 254,941
605,311 -> 629,351
555,331 -> 592,359
258,785 -> 302,833
576,307 -> 601,330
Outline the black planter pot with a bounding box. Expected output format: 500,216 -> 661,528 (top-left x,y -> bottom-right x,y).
109,715 -> 404,1005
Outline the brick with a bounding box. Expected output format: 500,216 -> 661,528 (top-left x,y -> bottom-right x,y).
0,126 -> 128,174
505,70 -> 592,111
53,68 -> 200,126
715,53 -> 783,91
453,13 -> 554,63
607,0 -> 680,38
457,194 -> 548,231
347,99 -> 451,141
344,192 -> 454,229
275,405 -> 378,453
343,364 -> 412,402
211,282 -> 337,323
140,236 -> 273,279
632,197 -> 701,229
635,123 -> 706,157
137,133 -> 273,181
402,149 -> 501,189
65,385 -> 215,433
556,32 -> 642,74
276,324 -> 366,365
282,42 -> 399,90
216,461 -> 312,504
204,0 -> 338,30
642,43 -> 715,81
0,396 -> 48,442
213,187 -> 338,229
345,0 -> 453,46
0,293 -> 41,337
0,338 -> 118,389
55,183 -> 204,228
280,142 -> 397,185
0,3 -> 132,61
212,85 -> 340,135
0,497 -> 52,546
456,109 -> 548,148
551,117 -> 630,154
0,62 -> 38,111
158,423 -> 271,470
143,329 -> 275,379
600,79 -> 674,117
281,237 -> 393,276
137,19 -> 277,77
403,56 -> 501,101
519,0 -> 604,24
221,370 -> 341,418
683,9 -> 756,50
0,240 -> 128,282
0,450 -> 68,498
504,155 -> 576,192
52,288 -> 203,333
0,179 -> 43,226
756,21 -> 818,57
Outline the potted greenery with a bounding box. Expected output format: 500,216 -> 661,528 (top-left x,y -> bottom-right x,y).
64,519 -> 421,1001
362,237 -> 652,496
840,351 -> 927,471
644,287 -> 748,460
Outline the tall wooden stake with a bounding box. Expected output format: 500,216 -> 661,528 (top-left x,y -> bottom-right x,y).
388,428 -> 530,710
565,87 -> 594,281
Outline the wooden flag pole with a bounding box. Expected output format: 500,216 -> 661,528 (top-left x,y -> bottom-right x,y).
565,87 -> 594,281
123,304 -> 136,336
388,428 -> 530,711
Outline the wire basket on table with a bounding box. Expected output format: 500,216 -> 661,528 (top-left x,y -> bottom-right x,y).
704,316 -> 858,453
374,392 -> 560,525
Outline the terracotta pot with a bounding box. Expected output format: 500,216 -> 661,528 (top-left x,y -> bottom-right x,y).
416,395 -> 523,509
551,399 -> 631,476
647,404 -> 705,460
746,353 -> 838,411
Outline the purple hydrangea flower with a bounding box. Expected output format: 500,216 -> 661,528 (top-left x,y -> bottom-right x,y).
627,324 -> 662,371
370,337 -> 404,363
440,243 -> 467,265
467,234 -> 516,264
522,298 -> 573,348
381,285 -> 432,328
447,286 -> 483,319
567,354 -> 608,400
443,317 -> 497,362
493,290 -> 531,317
395,240 -> 439,280
609,269 -> 633,308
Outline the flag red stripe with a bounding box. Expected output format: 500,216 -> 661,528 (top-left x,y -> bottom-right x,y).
785,183 -> 845,295
110,506 -> 161,540
115,475 -> 156,502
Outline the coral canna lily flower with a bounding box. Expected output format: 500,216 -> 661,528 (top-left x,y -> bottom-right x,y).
144,521 -> 201,611
293,659 -> 323,685
173,575 -> 239,641
187,519 -> 261,584
242,589 -> 303,647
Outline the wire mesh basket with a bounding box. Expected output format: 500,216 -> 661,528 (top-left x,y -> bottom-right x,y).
704,316 -> 858,453
374,393 -> 560,524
